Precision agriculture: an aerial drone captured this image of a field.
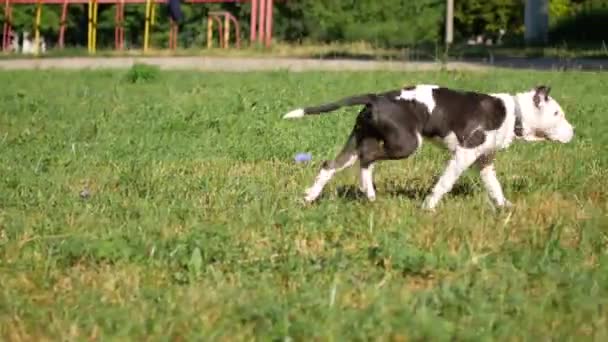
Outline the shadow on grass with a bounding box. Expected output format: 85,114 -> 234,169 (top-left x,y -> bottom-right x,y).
335,179 -> 477,202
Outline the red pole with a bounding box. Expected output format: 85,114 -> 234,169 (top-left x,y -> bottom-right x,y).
114,3 -> 120,49
249,0 -> 257,43
228,14 -> 240,48
58,0 -> 67,48
119,2 -> 124,49
169,18 -> 174,50
265,0 -> 272,48
7,2 -> 11,51
169,19 -> 178,50
2,0 -> 10,51
258,0 -> 265,43
2,16 -> 6,51
212,15 -> 223,49
173,23 -> 178,49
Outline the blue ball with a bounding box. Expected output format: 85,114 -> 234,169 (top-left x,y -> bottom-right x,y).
294,153 -> 312,163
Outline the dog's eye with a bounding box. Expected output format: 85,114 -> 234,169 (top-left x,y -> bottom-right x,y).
554,111 -> 559,116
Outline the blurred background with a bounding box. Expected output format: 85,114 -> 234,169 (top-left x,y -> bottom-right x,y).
1,0 -> 607,60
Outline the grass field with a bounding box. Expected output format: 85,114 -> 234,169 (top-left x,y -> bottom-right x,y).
0,65 -> 607,340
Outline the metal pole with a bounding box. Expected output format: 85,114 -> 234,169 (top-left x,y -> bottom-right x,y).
3,0 -> 8,51
445,0 -> 453,45
114,2 -> 120,49
2,0 -> 10,51
119,2 -> 124,50
34,0 -> 41,55
207,16 -> 213,48
92,0 -> 98,52
265,0 -> 272,48
59,0 -> 67,49
249,0 -> 257,43
525,0 -> 549,44
224,14 -> 229,48
144,0 -> 151,52
258,0 -> 265,43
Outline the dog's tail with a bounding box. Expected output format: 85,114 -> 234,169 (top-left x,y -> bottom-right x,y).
282,93 -> 381,119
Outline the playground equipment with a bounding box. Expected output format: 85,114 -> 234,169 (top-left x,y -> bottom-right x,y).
207,11 -> 240,49
250,0 -> 272,47
2,0 -> 275,53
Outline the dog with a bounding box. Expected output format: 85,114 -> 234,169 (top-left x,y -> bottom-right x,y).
282,85 -> 574,210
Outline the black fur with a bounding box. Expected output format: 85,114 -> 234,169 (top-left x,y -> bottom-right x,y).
296,86 -> 509,176
425,87 -> 507,147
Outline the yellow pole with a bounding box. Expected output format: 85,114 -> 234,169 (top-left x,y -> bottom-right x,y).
92,0 -> 98,53
151,2 -> 155,26
224,15 -> 229,49
34,0 -> 42,55
144,0 -> 151,52
207,18 -> 212,49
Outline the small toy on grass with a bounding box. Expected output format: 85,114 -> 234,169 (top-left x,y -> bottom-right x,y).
294,153 -> 312,163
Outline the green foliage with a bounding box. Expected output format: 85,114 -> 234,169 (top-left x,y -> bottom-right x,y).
303,0 -> 444,47
550,0 -> 575,25
454,0 -> 524,39
0,68 -> 607,339
124,63 -> 160,83
549,0 -> 608,43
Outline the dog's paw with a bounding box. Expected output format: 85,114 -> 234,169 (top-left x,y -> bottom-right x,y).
496,199 -> 514,211
304,188 -> 320,203
421,198 -> 437,211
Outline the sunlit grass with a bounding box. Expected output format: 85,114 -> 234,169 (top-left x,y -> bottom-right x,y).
0,67 -> 606,340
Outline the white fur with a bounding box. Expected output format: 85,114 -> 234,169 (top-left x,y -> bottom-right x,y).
514,90 -> 574,143
292,85 -> 574,208
396,85 -> 439,113
421,88 -> 574,210
304,155 -> 357,202
422,94 -> 517,209
422,146 -> 483,210
283,108 -> 305,119
305,169 -> 335,202
439,132 -> 460,152
479,163 -> 509,207
360,165 -> 376,201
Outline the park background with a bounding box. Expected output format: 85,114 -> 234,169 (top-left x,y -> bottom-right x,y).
1,0 -> 607,58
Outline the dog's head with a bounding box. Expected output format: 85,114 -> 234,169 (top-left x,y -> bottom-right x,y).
518,85 -> 574,143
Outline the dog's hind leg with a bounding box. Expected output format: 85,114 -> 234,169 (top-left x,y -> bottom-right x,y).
422,147 -> 484,210
358,132 -> 420,201
304,133 -> 358,203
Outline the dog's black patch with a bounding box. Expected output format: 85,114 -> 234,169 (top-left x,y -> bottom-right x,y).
533,85 -> 551,108
422,88 -> 507,148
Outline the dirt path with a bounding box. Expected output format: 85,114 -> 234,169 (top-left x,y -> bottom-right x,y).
0,56 -> 606,71
0,56 -> 486,71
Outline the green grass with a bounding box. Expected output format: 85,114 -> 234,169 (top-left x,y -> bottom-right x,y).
0,67 -> 607,340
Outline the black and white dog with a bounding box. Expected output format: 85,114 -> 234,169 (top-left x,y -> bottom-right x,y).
282,85 -> 574,210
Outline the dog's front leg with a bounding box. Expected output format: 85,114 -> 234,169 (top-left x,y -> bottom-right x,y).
359,164 -> 376,200
422,148 -> 482,210
476,154 -> 512,208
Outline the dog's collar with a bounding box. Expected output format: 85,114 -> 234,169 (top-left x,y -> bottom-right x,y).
513,96 -> 524,138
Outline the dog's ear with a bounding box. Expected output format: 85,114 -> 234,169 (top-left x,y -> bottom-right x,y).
533,85 -> 551,107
